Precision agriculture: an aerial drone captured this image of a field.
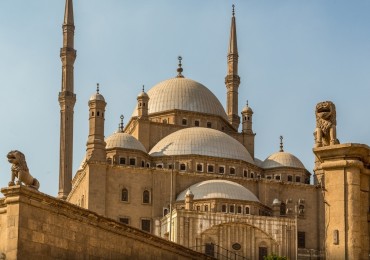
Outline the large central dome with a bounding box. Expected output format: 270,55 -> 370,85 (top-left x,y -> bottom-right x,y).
149,127 -> 254,164
132,77 -> 227,119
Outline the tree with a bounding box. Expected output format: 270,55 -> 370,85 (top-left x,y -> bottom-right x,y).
264,254 -> 287,260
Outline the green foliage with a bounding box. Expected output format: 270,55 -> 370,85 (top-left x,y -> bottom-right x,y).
264,254 -> 288,260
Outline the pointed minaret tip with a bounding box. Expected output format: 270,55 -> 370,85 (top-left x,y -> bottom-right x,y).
64,0 -> 74,25
228,4 -> 238,55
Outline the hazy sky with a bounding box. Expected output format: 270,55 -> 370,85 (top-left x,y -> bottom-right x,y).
0,1 -> 369,196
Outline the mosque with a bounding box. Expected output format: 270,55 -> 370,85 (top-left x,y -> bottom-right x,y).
50,0 -> 369,260
55,1 -> 324,259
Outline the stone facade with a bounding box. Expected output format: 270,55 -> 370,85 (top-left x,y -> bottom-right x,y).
0,185 -> 212,260
314,144 -> 370,260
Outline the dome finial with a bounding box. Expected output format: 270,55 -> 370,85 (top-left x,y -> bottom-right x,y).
246,100 -> 249,107
96,83 -> 100,94
118,115 -> 124,132
280,135 -> 284,152
142,85 -> 145,92
176,56 -> 184,78
232,4 -> 235,17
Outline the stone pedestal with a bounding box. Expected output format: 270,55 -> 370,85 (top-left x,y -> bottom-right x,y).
314,143 -> 370,260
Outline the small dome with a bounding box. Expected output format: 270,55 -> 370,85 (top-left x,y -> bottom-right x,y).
149,127 -> 254,164
105,132 -> 147,153
132,77 -> 227,119
262,151 -> 305,169
137,91 -> 149,99
185,189 -> 193,196
242,104 -> 253,114
89,93 -> 105,101
176,180 -> 259,202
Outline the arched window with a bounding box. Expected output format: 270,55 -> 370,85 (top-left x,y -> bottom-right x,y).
182,118 -> 187,125
243,170 -> 248,177
163,208 -> 169,216
229,167 -> 236,175
229,205 -> 235,213
245,206 -> 250,214
141,160 -> 145,167
194,120 -> 200,127
121,188 -> 128,202
143,190 -> 150,204
280,202 -> 287,216
237,206 -> 242,214
207,122 -> 212,128
221,205 -> 227,213
205,205 -> 209,212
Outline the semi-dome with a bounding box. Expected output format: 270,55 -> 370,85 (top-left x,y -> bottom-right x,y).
149,127 -> 254,164
262,151 -> 305,169
176,180 -> 259,202
105,132 -> 147,153
132,77 -> 227,119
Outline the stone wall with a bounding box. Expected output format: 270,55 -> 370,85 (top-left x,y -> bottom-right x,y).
0,185 -> 212,260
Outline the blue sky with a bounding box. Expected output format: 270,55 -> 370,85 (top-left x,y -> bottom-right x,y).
0,1 -> 369,196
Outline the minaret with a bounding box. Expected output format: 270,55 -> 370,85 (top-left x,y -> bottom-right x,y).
241,101 -> 253,134
58,0 -> 77,200
137,85 -> 149,118
241,101 -> 255,158
86,84 -> 107,162
225,5 -> 240,130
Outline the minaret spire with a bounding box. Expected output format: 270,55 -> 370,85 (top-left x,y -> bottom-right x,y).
58,0 -> 77,200
225,4 -> 241,130
64,0 -> 74,25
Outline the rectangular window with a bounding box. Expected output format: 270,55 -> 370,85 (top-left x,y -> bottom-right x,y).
288,175 -> 293,182
129,158 -> 136,166
196,163 -> 203,172
205,243 -> 215,257
141,219 -> 151,232
219,166 -> 225,174
298,231 -> 306,248
119,217 -> 129,225
296,176 -> 301,183
119,157 -> 126,165
275,175 -> 281,180
168,164 -> 173,169
221,205 -> 227,212
180,163 -> 186,171
266,175 -> 272,180
207,165 -> 214,173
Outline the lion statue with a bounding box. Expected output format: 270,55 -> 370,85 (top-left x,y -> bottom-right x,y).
314,101 -> 340,147
7,150 -> 40,190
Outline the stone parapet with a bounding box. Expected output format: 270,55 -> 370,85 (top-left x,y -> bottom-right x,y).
0,185 -> 213,260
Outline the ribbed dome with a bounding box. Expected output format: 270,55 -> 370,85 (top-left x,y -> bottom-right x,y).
132,77 -> 227,119
105,132 -> 147,152
149,127 -> 254,164
262,152 -> 305,169
176,180 -> 259,202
